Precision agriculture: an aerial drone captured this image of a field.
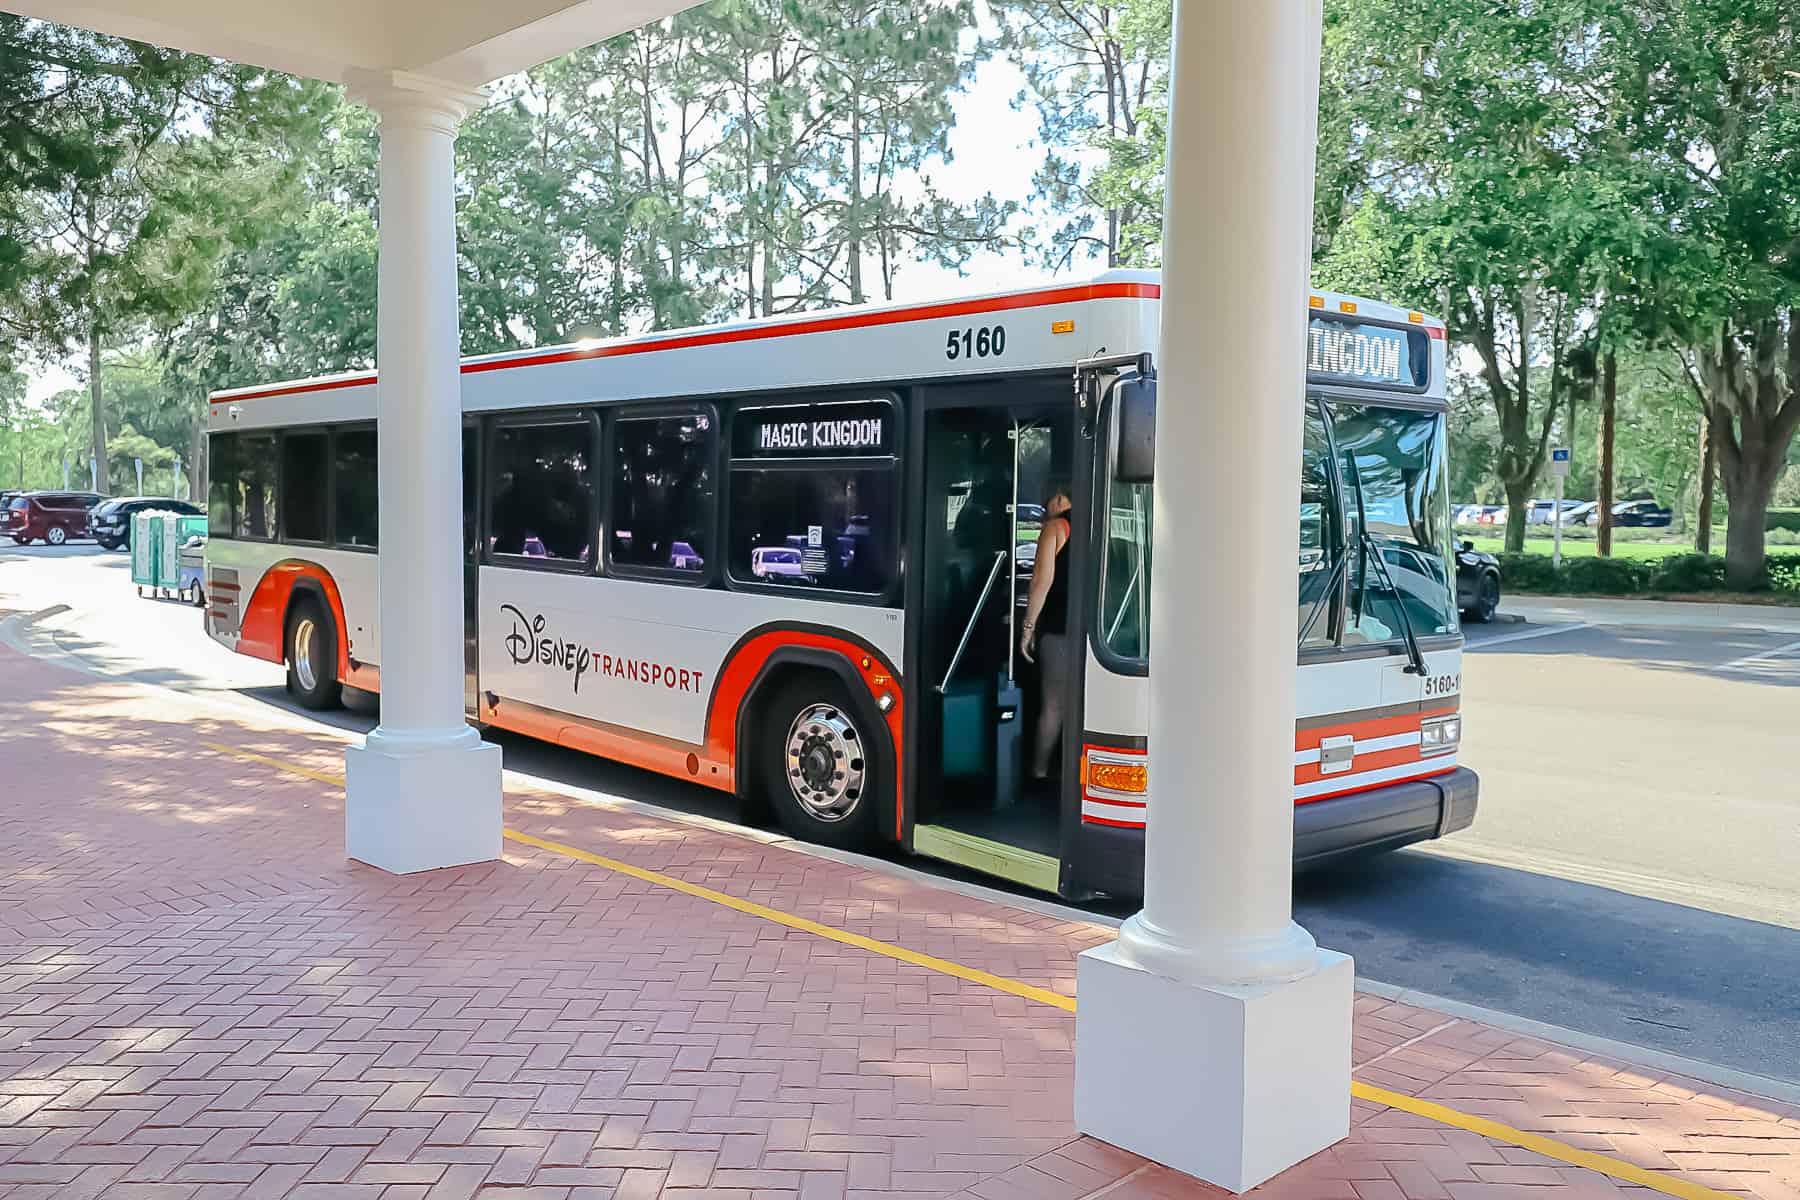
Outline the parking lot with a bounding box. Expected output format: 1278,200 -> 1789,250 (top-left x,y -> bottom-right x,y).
3,540 -> 1798,1086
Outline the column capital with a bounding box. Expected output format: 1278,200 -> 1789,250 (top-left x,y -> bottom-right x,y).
343,68 -> 488,134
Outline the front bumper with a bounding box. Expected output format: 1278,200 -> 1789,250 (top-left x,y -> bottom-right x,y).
1294,766 -> 1478,866
1065,766 -> 1480,899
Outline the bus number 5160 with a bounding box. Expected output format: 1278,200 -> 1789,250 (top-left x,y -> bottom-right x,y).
946,325 -> 1005,360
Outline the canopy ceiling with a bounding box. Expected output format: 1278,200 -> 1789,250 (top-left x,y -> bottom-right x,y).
2,0 -> 702,86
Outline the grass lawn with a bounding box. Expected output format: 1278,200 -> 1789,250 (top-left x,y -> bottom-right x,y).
1459,535 -> 1717,561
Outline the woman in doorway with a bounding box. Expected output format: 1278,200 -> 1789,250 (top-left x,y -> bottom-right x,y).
1019,481 -> 1073,783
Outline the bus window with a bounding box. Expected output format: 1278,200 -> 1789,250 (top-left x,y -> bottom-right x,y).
610,412 -> 715,575
489,419 -> 596,565
1333,404 -> 1457,641
1298,403 -> 1340,648
1099,415 -> 1152,664
333,427 -> 379,549
208,432 -> 237,535
281,431 -> 329,543
235,433 -> 278,540
728,468 -> 896,594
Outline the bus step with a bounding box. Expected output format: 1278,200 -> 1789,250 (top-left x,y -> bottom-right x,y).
913,823 -> 1060,893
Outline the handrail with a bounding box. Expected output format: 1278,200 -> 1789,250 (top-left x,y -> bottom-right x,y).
937,549 -> 1007,695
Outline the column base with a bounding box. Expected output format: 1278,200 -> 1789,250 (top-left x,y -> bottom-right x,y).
1074,940 -> 1353,1193
344,728 -> 502,874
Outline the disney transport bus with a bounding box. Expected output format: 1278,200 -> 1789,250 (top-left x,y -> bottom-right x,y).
203,270 -> 1477,899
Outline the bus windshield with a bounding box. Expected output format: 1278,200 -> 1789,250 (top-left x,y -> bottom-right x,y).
1332,403 -> 1457,641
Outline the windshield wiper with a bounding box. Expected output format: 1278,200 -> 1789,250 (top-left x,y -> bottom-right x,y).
1296,549 -> 1348,648
1361,532 -> 1428,676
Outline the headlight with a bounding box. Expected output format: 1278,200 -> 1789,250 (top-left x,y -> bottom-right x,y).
1420,714 -> 1461,756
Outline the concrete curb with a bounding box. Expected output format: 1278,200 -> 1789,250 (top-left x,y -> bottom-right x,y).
1356,978 -> 1800,1108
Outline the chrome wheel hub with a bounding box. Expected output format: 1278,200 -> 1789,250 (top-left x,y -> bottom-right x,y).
293,618 -> 318,691
784,703 -> 865,822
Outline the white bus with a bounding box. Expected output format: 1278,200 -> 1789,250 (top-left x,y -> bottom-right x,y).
203,269 -> 1476,898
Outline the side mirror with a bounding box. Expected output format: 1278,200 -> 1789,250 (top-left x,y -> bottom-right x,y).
1114,374 -> 1156,483
1459,539 -> 1474,552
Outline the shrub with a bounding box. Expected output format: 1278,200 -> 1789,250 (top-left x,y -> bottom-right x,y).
1560,556 -> 1649,595
1769,555 -> 1800,594
1645,553 -> 1724,593
1496,552 -> 1559,591
1767,527 -> 1800,546
1765,509 -> 1800,534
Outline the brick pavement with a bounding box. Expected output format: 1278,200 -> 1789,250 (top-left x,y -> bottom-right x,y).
0,641 -> 1796,1199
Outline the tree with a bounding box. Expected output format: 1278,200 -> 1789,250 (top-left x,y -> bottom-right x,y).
1636,0 -> 1800,588
1000,0 -> 1170,270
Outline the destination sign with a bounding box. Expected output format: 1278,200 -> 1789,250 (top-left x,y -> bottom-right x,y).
734,400 -> 895,458
1306,316 -> 1429,388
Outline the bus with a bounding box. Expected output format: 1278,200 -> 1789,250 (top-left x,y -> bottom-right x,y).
202,269 -> 1477,899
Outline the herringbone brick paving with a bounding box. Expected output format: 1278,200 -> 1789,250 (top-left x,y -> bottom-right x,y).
0,643 -> 1795,1199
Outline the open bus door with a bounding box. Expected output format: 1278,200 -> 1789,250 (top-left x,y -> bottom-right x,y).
909,377 -> 1079,891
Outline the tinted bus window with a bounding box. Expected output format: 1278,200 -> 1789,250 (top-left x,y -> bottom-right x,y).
208,433 -> 236,534
236,433 -> 278,539
728,468 -> 897,594
489,420 -> 595,564
1298,403 -> 1341,648
610,412 -> 714,574
334,427 -> 378,549
282,431 -> 329,542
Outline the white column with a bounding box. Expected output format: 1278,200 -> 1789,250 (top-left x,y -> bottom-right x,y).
341,70 -> 502,875
1074,1 -> 1350,1193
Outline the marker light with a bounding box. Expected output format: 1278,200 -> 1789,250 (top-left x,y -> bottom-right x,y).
1086,750 -> 1148,795
1338,300 -> 1357,314
1309,295 -> 1325,309
1420,714 -> 1462,756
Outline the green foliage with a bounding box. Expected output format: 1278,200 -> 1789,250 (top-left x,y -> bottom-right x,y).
1559,557 -> 1651,595
1763,510 -> 1800,534
1643,553 -> 1725,593
1496,553 -> 1562,592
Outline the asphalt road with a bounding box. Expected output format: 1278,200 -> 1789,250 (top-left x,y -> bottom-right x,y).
3,542 -> 1797,1084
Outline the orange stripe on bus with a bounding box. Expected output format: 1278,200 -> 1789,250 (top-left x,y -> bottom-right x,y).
1294,706 -> 1456,750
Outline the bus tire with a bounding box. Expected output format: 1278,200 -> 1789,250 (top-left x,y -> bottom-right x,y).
285,595 -> 343,710
759,675 -> 880,851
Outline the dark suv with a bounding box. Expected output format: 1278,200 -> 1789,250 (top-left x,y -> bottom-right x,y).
2,492 -> 107,545
88,496 -> 202,550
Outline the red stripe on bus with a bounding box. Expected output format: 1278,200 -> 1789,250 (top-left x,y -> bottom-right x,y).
1083,814 -> 1147,829
212,282 -> 1162,403
235,560 -> 351,678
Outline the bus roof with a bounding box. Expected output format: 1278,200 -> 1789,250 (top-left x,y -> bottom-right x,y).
207,270 -> 1443,417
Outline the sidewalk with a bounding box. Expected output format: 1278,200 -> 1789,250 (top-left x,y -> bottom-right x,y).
0,640 -> 1796,1200
1501,594 -> 1800,634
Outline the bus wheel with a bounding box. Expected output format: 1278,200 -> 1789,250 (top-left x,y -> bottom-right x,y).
285,597 -> 343,710
760,677 -> 879,851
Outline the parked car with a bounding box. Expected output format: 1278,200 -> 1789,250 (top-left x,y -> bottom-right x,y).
1524,499 -> 1587,525
750,546 -> 809,581
1455,540 -> 1503,623
1473,505 -> 1507,526
1,491 -> 106,545
87,496 -> 202,550
1612,499 -> 1673,528
1563,500 -> 1598,525
1452,504 -> 1483,525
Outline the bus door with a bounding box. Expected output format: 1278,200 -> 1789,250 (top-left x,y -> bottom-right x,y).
910,378 -> 1078,891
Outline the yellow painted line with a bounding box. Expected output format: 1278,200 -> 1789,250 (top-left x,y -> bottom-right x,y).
1349,1082 -> 1732,1200
502,828 -> 1078,1011
199,741 -> 347,787
206,740 -> 1736,1200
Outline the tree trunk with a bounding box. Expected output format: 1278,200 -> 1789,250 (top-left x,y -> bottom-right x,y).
1723,480 -> 1769,590
188,418 -> 207,505
1502,482 -> 1529,553
88,326 -> 109,494
1695,414 -> 1715,555
1596,349 -> 1616,556
847,78 -> 863,305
